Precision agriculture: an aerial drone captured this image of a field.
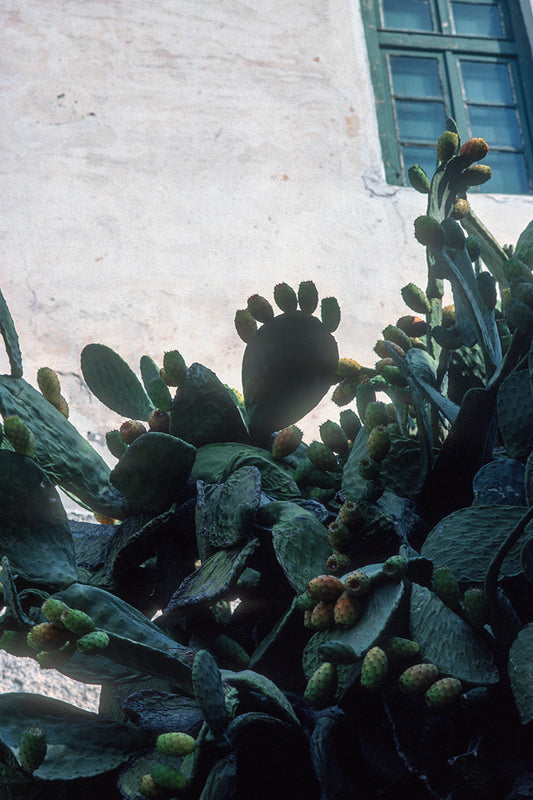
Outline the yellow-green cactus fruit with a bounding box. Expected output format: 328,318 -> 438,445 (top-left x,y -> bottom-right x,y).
273,282 -> 298,313
424,677 -> 463,710
326,551 -> 351,575
336,358 -> 362,380
54,395 -> 69,418
60,608 -> 96,636
307,440 -> 339,472
401,283 -> 431,316
18,726 -> 47,773
360,646 -> 388,689
451,198 -> 470,220
432,566 -> 461,612
3,415 -> 36,458
407,164 -> 431,193
234,308 -> 258,342
366,425 -> 390,462
436,130 -> 459,163
37,367 -> 61,406
297,280 -> 319,314
461,164 -> 492,187
331,376 -> 359,406
156,731 -> 196,757
382,324 -> 412,352
398,663 -> 439,695
247,293 -> 274,323
304,662 -> 337,708
150,763 -> 187,792
42,597 -> 71,626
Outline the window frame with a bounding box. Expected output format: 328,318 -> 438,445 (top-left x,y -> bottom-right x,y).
360,0 -> 533,193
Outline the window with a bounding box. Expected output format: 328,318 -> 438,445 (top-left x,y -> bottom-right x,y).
360,0 -> 533,193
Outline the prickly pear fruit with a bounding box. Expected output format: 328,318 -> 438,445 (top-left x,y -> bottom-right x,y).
339,408 -> 361,441
336,358 -> 362,379
119,419 -> 147,444
148,409 -> 170,433
60,608 -> 96,636
106,429 -> 128,458
326,552 -> 351,575
247,294 -> 274,323
401,283 -> 431,316
156,732 -> 196,757
382,365 -> 407,387
382,324 -> 412,352
441,305 -> 456,328
304,662 -> 337,708
383,556 -> 408,578
398,663 -> 439,695
273,282 -> 298,313
364,401 -> 388,432
162,350 -> 187,387
18,726 -> 47,773
296,592 -> 317,611
271,425 -> 303,459
337,500 -> 363,530
432,566 -> 461,612
3,415 -> 36,458
327,521 -> 352,553
437,130 -> 459,163
0,630 -> 32,657
309,600 -> 336,631
407,164 -> 430,193
374,339 -> 405,359
41,597 -> 71,626
76,631 -> 110,654
321,297 -> 341,333
452,198 -> 470,219
307,440 -> 339,472
26,623 -> 69,652
37,367 -> 61,406
318,641 -> 358,664
320,419 -> 349,457
139,773 -> 167,798
298,280 -> 319,314
359,455 -> 380,481
54,395 -> 69,418
334,591 -> 361,629
344,570 -> 371,598
361,646 -> 388,689
331,376 -> 359,406
306,575 -> 345,601
463,588 -> 489,630
150,763 -> 187,792
461,164 -> 491,187
384,637 -> 420,661
425,677 -> 463,710
234,308 -> 258,342
367,425 -> 390,462
459,137 -> 489,166
396,315 -> 426,337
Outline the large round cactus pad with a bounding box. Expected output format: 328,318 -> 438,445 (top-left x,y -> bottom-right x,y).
509,623 -> 533,723
0,693 -> 150,780
242,311 -> 339,438
0,451 -> 77,589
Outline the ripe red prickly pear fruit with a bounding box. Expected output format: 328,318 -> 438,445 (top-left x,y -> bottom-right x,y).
321,297 -> 341,333
3,415 -> 36,458
344,570 -> 371,598
26,623 -> 70,652
304,662 -> 337,708
366,425 -> 390,462
156,731 -> 196,757
383,555 -> 408,578
326,552 -> 351,575
119,420 -> 147,444
298,281 -> 319,314
432,566 -> 461,612
320,420 -> 349,458
424,677 -> 463,710
463,587 -> 489,630
384,637 -> 420,661
361,646 -> 388,689
273,282 -> 298,313
37,367 -> 61,406
327,521 -> 352,553
234,308 -> 258,342
309,600 -> 336,631
306,575 -> 345,602
307,440 -> 339,472
18,726 -> 47,773
148,409 -> 170,433
247,294 -> 274,323
162,350 -> 187,386
459,137 -> 489,167
333,591 -> 362,629
271,425 -> 303,460
398,663 -> 439,695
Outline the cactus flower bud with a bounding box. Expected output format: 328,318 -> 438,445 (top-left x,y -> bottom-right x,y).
18,726 -> 47,773
273,282 -> 298,313
401,283 -> 431,315
407,164 -> 431,193
414,216 -> 446,250
321,297 -> 341,332
247,294 -> 274,323
119,419 -> 147,444
437,130 -> 459,163
37,367 -> 61,406
297,280 -> 319,314
459,137 -> 489,166
234,308 -> 258,342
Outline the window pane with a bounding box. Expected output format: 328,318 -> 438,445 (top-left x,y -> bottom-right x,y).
468,106 -> 522,148
460,61 -> 514,104
402,145 -> 437,180
382,0 -> 433,31
475,151 -> 530,193
396,100 -> 447,141
390,56 -> 442,98
452,2 -> 504,37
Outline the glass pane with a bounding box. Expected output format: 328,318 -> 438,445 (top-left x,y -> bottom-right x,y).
383,0 -> 433,31
468,105 -> 522,148
402,145 -> 438,181
396,100 -> 447,141
475,151 -> 530,193
390,56 -> 442,98
452,2 -> 504,37
460,60 -> 514,104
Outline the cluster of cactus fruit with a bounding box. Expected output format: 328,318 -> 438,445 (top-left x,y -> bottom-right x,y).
2,123 -> 533,799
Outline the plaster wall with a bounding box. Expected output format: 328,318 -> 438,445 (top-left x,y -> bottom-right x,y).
0,0 -> 533,709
